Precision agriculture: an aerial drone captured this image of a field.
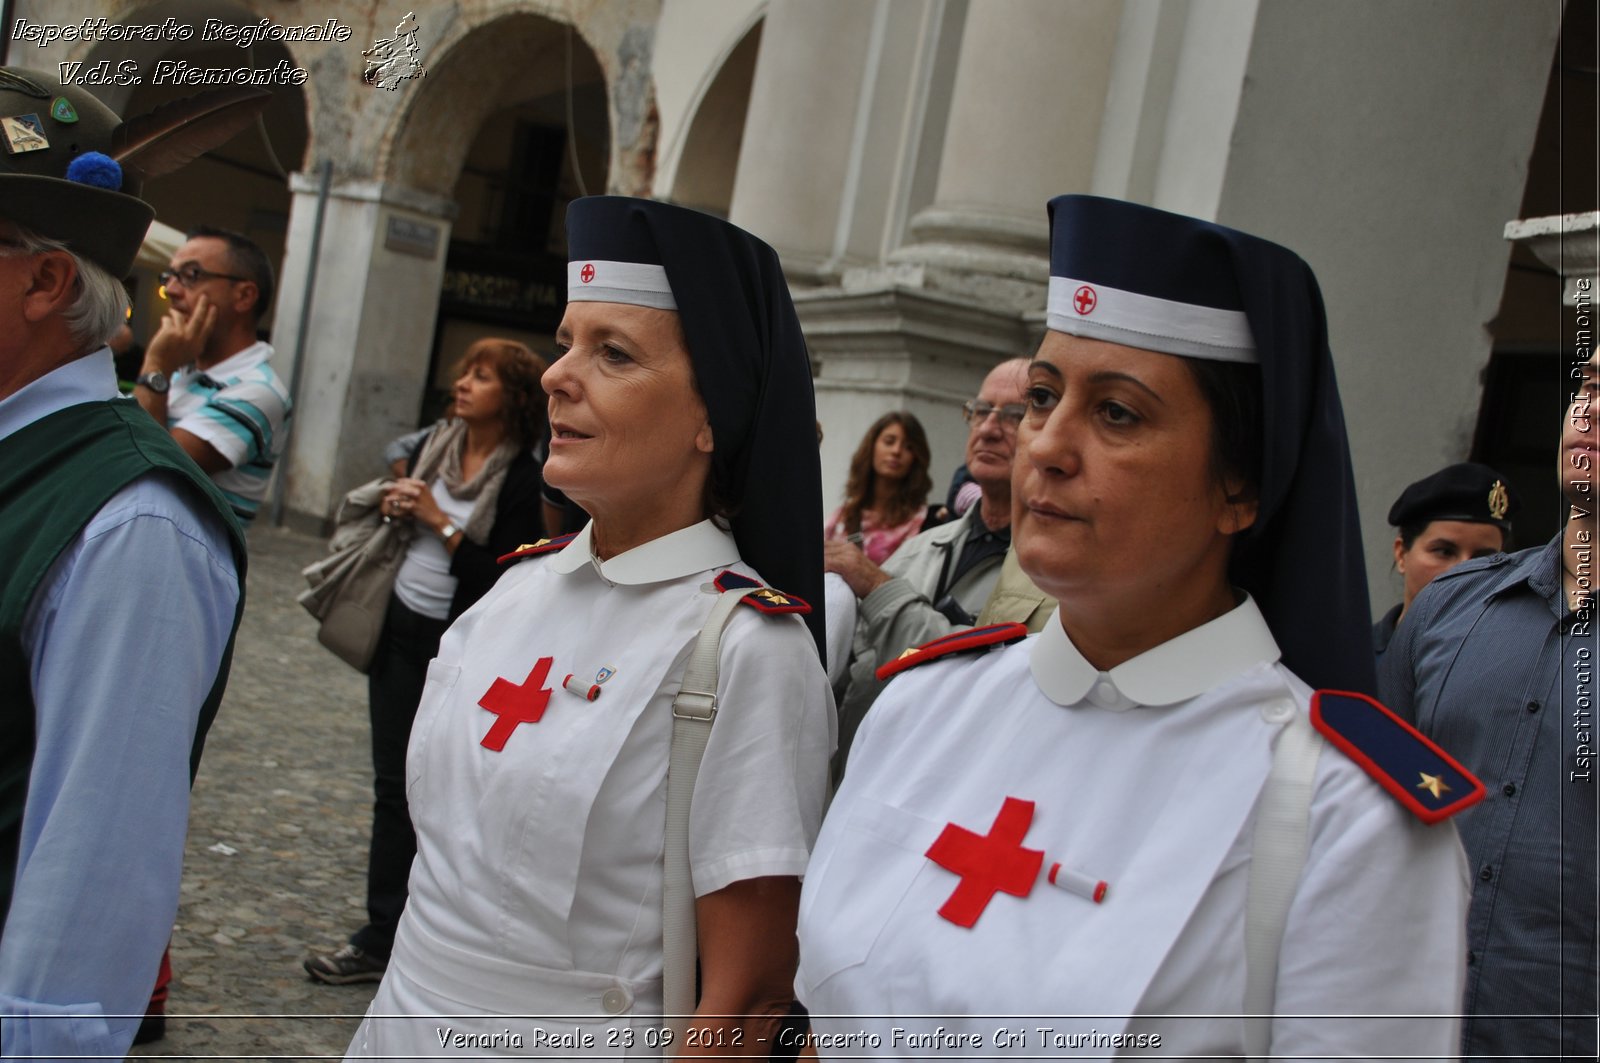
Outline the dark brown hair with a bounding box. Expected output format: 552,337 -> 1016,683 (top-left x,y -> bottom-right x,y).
187,224 -> 273,323
452,338 -> 547,446
837,411 -> 933,532
1182,358 -> 1263,508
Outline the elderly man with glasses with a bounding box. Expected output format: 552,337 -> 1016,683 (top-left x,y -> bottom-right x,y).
132,226 -> 290,526
0,69 -> 258,1059
825,358 -> 1055,774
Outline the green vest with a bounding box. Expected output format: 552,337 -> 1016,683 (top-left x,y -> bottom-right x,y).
0,399 -> 246,925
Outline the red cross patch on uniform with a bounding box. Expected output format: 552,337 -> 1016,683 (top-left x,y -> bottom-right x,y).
477,656 -> 556,751
925,796 -> 1109,927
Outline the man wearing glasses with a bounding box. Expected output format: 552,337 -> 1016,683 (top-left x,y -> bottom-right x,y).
133,226 -> 290,526
825,358 -> 1054,773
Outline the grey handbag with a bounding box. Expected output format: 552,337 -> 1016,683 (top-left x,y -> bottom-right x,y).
298,477 -> 414,672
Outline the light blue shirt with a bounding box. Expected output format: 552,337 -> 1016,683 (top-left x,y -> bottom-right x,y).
0,350 -> 241,1061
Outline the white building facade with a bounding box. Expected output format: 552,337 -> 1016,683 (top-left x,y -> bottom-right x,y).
5,0 -> 1586,606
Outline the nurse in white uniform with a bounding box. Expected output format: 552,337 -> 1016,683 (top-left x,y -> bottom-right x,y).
348,196 -> 833,1058
796,196 -> 1477,1060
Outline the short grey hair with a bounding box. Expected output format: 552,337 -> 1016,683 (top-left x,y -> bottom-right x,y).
0,222 -> 129,349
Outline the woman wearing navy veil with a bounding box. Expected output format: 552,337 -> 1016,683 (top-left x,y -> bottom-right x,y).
795,196 -> 1478,1058
347,197 -> 832,1058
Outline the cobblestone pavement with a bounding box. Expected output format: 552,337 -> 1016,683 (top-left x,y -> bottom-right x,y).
129,526 -> 382,1061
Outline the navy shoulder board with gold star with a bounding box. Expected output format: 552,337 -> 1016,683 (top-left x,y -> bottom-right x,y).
497,533 -> 578,565
713,570 -> 812,615
875,622 -> 1031,682
1311,689 -> 1485,824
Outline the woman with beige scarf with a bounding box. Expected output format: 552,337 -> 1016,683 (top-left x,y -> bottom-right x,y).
304,337 -> 548,984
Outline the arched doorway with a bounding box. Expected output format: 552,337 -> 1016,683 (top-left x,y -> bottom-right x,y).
668,19 -> 762,217
383,13 -> 609,425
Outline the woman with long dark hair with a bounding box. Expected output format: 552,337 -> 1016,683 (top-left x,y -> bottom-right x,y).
825,412 -> 933,564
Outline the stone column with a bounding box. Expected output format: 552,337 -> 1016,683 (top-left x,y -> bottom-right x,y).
891,0 -> 1122,310
273,174 -> 456,532
726,0 -> 884,283
804,0 -> 1119,505
1506,213 -> 1600,307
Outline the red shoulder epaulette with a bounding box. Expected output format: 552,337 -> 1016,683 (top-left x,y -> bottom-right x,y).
875,622 -> 1030,682
497,533 -> 578,564
713,570 -> 812,614
1311,689 -> 1485,824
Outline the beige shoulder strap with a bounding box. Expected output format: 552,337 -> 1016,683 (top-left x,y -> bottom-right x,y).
662,587 -> 759,1043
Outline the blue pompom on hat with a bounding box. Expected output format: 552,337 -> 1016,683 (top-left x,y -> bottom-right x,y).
64,151 -> 122,190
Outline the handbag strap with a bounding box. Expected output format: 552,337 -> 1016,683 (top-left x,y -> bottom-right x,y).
1242,706 -> 1322,1061
663,587 -> 759,1042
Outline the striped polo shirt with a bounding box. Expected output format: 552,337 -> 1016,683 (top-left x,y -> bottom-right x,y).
167,341 -> 292,525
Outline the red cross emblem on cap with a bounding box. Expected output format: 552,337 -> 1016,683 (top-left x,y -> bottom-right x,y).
1073,285 -> 1097,315
580,263 -> 596,284
925,796 -> 1044,927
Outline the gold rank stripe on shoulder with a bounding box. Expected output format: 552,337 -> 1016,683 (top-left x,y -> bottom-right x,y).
875,622 -> 1031,682
736,586 -> 812,615
496,534 -> 576,564
711,569 -> 813,614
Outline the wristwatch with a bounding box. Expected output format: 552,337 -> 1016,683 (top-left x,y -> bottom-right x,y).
439,521 -> 460,541
135,371 -> 170,394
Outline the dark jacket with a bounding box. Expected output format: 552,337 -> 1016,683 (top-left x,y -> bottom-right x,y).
407,438 -> 545,621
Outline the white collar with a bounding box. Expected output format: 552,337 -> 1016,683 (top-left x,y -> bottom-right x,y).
0,348 -> 117,443
1029,595 -> 1280,709
179,340 -> 273,382
549,519 -> 741,586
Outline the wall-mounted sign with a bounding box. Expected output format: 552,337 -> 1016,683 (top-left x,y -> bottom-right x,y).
385,215 -> 441,258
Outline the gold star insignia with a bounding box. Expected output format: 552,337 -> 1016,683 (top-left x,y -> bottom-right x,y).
515,538 -> 552,552
1417,772 -> 1451,799
755,588 -> 791,606
897,647 -> 918,660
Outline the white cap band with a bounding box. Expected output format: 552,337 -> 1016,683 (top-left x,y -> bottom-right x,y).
1046,276 -> 1257,364
567,260 -> 677,310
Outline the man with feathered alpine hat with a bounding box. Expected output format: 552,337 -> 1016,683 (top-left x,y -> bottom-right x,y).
0,67 -> 265,1058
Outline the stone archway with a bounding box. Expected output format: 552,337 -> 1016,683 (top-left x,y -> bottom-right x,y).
664,17 -> 761,217
379,11 -> 607,198
379,11 -> 611,424
273,6 -> 630,529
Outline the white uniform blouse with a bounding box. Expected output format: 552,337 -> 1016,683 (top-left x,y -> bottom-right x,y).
349,520 -> 834,1059
797,599 -> 1470,1060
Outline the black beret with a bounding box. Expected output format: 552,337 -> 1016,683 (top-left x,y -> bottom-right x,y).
1388,462 -> 1520,530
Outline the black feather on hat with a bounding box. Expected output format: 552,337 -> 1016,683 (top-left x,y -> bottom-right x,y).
0,67 -> 268,276
565,196 -> 826,661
